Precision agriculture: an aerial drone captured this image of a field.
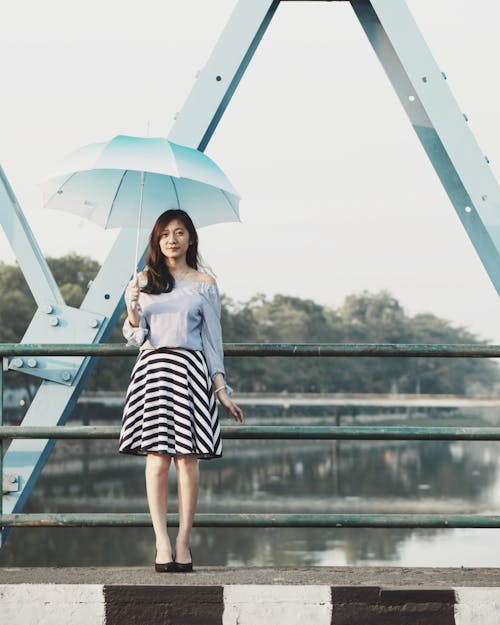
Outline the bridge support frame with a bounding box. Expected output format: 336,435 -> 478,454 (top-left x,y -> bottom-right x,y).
1,0 -> 500,548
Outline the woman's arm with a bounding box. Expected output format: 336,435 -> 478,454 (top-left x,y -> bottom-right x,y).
200,283 -> 244,422
212,370 -> 244,423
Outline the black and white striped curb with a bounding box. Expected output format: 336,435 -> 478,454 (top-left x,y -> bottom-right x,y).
2,584 -> 500,624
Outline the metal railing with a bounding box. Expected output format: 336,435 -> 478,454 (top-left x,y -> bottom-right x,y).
2,342 -> 500,530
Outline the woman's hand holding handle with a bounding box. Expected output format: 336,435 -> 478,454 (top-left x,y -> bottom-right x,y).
126,274 -> 140,327
129,273 -> 140,311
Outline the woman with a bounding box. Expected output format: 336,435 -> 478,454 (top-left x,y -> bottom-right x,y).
119,208 -> 244,573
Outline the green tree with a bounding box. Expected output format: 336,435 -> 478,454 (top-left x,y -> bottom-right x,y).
219,294 -> 261,391
405,313 -> 497,394
338,290 -> 412,393
0,262 -> 36,342
0,257 -> 497,396
0,262 -> 38,399
47,254 -> 100,306
224,290 -> 499,394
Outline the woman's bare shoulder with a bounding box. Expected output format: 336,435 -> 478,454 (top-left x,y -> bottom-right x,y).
195,271 -> 216,285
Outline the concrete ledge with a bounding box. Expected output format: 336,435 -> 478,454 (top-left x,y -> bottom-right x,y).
2,568 -> 500,624
2,565 -> 500,586
105,585 -> 223,625
0,584 -> 105,625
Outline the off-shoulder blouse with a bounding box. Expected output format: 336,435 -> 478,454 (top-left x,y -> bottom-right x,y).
123,279 -> 227,383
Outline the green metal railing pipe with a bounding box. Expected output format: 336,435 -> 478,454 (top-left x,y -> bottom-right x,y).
2,425 -> 500,440
2,512 -> 500,528
1,343 -> 500,358
2,342 -> 500,535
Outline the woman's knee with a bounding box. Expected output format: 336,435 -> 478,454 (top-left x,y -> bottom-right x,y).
146,453 -> 171,477
174,455 -> 199,472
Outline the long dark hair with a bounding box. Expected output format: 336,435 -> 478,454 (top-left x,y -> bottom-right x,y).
142,209 -> 200,294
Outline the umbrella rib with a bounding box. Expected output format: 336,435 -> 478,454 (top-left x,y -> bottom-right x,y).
43,171 -> 79,207
104,170 -> 129,228
222,190 -> 241,219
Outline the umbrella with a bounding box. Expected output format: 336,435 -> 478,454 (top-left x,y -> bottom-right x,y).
42,134 -> 241,276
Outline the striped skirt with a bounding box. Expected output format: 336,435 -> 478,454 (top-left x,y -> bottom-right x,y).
119,347 -> 222,459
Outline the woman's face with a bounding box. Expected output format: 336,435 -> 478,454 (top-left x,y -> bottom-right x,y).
158,218 -> 191,262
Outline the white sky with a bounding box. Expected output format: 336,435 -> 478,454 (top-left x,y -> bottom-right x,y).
0,0 -> 499,342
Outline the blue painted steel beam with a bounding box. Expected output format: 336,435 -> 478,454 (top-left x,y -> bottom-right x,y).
0,166 -> 63,305
0,228 -> 149,544
1,0 -> 282,546
352,0 -> 500,294
168,0 -> 280,150
3,0 -> 500,551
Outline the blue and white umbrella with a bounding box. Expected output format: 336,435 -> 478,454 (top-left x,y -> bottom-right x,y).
42,134 -> 241,273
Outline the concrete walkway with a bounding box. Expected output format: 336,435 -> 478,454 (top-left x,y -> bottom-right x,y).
1,565 -> 500,586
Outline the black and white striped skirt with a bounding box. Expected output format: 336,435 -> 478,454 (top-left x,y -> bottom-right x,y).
119,347 -> 222,459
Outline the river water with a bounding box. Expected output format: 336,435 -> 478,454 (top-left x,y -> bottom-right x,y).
2,404 -> 500,568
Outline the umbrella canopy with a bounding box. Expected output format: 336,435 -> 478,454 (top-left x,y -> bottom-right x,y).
42,135 -> 240,231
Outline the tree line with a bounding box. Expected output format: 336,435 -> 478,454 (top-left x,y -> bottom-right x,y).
1,254 -> 497,396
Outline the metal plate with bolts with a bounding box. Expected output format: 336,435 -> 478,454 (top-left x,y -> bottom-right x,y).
2,474 -> 19,495
7,301 -> 106,386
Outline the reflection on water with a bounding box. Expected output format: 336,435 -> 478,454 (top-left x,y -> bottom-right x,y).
2,405 -> 500,567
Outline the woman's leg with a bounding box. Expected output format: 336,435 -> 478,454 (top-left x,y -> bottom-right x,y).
145,453 -> 173,562
174,455 -> 199,563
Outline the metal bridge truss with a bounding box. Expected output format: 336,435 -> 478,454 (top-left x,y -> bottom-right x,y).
1,0 -> 500,546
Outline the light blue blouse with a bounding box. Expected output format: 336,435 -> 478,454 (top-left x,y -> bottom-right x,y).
123,279 -> 227,384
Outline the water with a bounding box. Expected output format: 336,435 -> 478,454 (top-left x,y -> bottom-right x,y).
2,405 -> 500,568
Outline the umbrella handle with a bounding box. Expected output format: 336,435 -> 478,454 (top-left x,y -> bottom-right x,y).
129,272 -> 139,311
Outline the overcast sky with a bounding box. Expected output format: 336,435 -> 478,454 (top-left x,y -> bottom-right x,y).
1,0 -> 499,342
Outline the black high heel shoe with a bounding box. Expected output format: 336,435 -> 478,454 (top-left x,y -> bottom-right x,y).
174,548 -> 193,573
154,550 -> 175,573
